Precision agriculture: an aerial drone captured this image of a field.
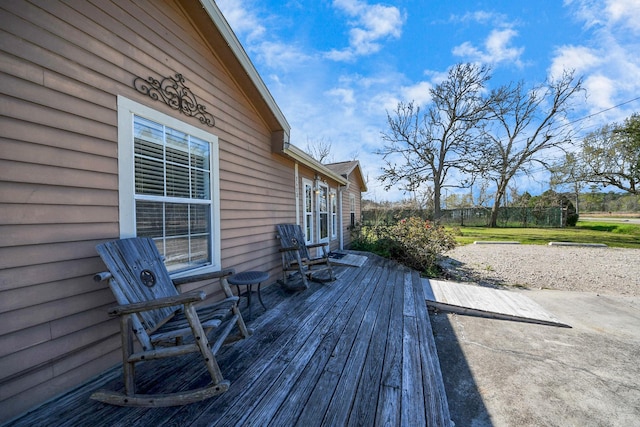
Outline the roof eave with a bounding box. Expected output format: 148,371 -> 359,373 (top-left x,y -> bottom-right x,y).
197,0 -> 290,137
282,145 -> 348,186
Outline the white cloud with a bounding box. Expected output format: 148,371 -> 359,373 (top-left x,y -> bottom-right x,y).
326,0 -> 404,61
449,10 -> 510,26
216,0 -> 265,41
253,40 -> 313,72
453,28 -> 525,67
548,45 -> 602,79
606,0 -> 640,32
400,81 -> 433,107
567,0 -> 640,33
326,87 -> 356,106
584,74 -> 616,109
552,0 -> 640,121
216,1 -> 314,74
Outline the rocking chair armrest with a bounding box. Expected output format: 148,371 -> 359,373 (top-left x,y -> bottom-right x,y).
108,291 -> 206,316
171,268 -> 235,286
279,245 -> 300,253
95,269 -> 236,288
306,242 -> 328,249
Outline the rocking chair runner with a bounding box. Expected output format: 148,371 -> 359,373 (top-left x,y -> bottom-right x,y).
276,224 -> 335,289
92,237 -> 251,407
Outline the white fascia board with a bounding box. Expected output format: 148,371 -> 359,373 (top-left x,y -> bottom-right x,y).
199,0 -> 290,135
283,144 -> 348,185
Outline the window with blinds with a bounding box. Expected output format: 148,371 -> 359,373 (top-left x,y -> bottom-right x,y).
133,115 -> 213,273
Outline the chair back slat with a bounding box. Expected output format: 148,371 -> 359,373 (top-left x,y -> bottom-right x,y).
276,224 -> 311,261
96,238 -> 178,331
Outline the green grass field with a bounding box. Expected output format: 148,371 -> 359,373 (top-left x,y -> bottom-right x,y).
447,220 -> 640,248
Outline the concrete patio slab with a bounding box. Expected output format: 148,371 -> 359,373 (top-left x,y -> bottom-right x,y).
430,289 -> 640,426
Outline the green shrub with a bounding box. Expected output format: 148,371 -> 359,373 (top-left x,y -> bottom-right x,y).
566,213 -> 579,227
350,217 -> 457,276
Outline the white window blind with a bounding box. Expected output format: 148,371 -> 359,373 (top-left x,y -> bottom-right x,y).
133,115 -> 213,273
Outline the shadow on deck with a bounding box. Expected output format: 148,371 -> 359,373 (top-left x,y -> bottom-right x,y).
7,253 -> 452,426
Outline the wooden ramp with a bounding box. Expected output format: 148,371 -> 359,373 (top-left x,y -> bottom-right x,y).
423,279 -> 571,328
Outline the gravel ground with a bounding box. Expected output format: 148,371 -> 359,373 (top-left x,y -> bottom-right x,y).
439,244 -> 640,297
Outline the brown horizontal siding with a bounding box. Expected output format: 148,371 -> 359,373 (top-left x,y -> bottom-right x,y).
222,199 -> 296,216
0,341 -> 121,420
1,311 -> 118,381
0,97 -> 115,143
0,203 -> 117,225
2,139 -> 115,175
1,72 -> 115,126
0,0 -> 298,420
59,0 -> 273,139
0,240 -> 107,270
0,275 -> 107,316
0,257 -> 106,292
0,324 -> 50,359
0,223 -> 119,247
0,183 -> 117,207
0,327 -> 118,421
0,159 -> 116,190
1,287 -> 114,336
221,178 -> 294,202
0,117 -> 115,158
221,150 -> 293,181
0,28 -> 126,104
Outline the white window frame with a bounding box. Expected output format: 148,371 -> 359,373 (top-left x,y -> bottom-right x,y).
318,182 -> 329,243
117,95 -> 221,278
302,178 -> 314,245
330,188 -> 337,240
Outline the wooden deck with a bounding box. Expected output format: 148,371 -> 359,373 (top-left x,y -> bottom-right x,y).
7,254 -> 451,427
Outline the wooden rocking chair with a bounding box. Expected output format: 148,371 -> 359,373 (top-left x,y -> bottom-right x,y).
91,237 -> 251,407
276,224 -> 335,289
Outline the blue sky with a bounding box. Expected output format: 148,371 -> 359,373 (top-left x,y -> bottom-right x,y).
217,0 -> 640,201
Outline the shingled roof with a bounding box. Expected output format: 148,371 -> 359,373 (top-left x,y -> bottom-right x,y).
325,160 -> 368,191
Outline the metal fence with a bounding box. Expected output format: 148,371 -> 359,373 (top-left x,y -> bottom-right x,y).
362,206 -> 565,227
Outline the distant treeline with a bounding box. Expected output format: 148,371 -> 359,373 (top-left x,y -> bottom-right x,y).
362,207 -> 567,228
577,192 -> 640,213
361,191 -> 639,227
364,191 -> 639,213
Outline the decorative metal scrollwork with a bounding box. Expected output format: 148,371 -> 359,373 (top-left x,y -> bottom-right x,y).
133,73 -> 215,127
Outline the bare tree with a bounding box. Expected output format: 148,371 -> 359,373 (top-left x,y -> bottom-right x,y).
472,70 -> 583,227
577,113 -> 640,194
550,152 -> 586,214
305,136 -> 333,163
378,63 -> 491,219
473,179 -> 492,208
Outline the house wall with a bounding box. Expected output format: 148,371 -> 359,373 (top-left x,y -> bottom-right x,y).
0,0 -> 295,421
341,173 -> 363,249
291,162 -> 365,252
294,164 -> 345,252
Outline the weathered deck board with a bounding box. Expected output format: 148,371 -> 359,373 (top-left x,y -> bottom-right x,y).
7,254 -> 451,427
268,264 -> 383,426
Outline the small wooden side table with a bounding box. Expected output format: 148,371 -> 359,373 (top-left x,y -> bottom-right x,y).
228,271 -> 269,320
